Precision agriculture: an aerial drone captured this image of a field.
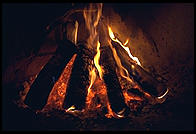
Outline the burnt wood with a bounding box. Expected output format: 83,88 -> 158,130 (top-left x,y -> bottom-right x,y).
111,41 -> 168,97
24,39 -> 77,110
63,43 -> 94,110
100,46 -> 128,114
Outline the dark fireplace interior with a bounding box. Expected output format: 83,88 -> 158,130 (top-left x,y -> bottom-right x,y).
2,3 -> 194,131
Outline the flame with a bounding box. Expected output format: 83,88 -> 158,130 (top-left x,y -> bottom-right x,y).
94,41 -> 103,79
86,67 -> 96,109
87,67 -> 96,95
108,40 -> 134,84
157,88 -> 169,99
74,21 -> 79,44
108,26 -> 141,66
16,3 -> 155,118
124,39 -> 129,46
83,4 -> 118,117
86,41 -> 104,109
107,26 -> 148,109
66,105 -> 75,112
83,3 -> 103,48
123,91 -> 143,103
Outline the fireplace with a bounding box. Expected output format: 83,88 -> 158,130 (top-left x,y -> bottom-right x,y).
2,3 -> 194,131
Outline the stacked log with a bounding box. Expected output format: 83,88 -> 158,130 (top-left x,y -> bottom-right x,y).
62,42 -> 94,110
24,39 -> 77,110
100,46 -> 128,114
111,41 -> 168,98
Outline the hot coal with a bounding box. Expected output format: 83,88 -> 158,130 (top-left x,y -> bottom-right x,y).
24,39 -> 77,110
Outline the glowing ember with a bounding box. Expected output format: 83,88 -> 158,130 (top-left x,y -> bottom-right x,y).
42,54 -> 77,111
83,3 -> 119,118
15,75 -> 38,108
16,3 -> 162,119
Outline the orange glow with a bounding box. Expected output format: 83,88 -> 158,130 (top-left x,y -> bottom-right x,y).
108,40 -> 134,84
16,75 -> 38,108
83,3 -> 115,115
124,39 -> 129,46
107,26 -> 146,107
66,105 -> 75,112
105,102 -> 115,118
42,54 -> 77,111
87,68 -> 96,95
16,3 -> 160,119
74,21 -> 78,44
94,41 -> 103,79
108,26 -> 141,66
83,3 -> 103,48
123,91 -> 143,103
85,41 -> 104,110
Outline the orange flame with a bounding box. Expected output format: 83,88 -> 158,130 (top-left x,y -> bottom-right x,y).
66,105 -> 75,112
86,41 -> 103,109
108,26 -> 141,66
94,41 -> 103,79
87,67 -> 96,96
108,40 -> 134,84
107,26 -> 147,109
83,3 -> 103,48
83,4 -> 118,117
74,21 -> 78,44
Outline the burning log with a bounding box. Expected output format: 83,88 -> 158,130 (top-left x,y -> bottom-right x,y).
111,40 -> 169,99
100,46 -> 128,114
63,42 -> 94,111
24,39 -> 77,110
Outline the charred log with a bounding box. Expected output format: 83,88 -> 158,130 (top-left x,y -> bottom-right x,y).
100,46 -> 128,114
24,39 -> 77,110
111,41 -> 168,98
63,42 -> 94,110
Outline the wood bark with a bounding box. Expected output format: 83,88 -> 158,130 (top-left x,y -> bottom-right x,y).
24,39 -> 77,110
100,46 -> 128,114
63,43 -> 94,110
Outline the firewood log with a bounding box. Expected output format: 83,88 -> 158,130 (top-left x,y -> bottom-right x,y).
63,42 -> 94,110
24,39 -> 77,110
111,41 -> 168,98
100,46 -> 128,114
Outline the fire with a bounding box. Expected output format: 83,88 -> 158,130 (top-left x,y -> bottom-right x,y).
108,26 -> 141,66
87,68 -> 96,94
20,3 -> 153,119
83,3 -> 117,117
94,41 -> 103,79
86,41 -> 104,109
83,3 -> 103,49
83,4 -> 145,118
66,105 -> 75,112
42,54 -> 77,111
106,26 -> 149,110
74,21 -> 79,44
83,3 -> 103,110
108,40 -> 134,84
86,67 -> 96,103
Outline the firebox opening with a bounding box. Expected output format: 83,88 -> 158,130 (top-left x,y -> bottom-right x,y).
2,3 -> 194,131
